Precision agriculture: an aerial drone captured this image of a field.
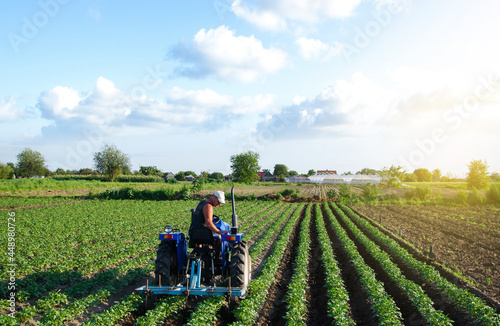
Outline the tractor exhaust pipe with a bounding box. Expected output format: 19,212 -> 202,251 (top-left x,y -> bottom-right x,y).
231,187 -> 239,235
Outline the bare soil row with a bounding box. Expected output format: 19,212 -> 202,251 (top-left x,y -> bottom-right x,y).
353,204 -> 500,302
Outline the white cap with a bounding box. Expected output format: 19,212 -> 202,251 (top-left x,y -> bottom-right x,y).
213,190 -> 225,204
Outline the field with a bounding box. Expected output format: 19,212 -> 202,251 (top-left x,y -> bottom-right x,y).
352,204 -> 500,302
1,182 -> 500,325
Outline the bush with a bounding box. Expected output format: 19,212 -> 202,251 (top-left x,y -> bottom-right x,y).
414,185 -> 432,201
327,188 -> 336,199
404,184 -> 432,201
99,186 -> 179,200
362,183 -> 380,202
455,190 -> 468,205
338,184 -> 352,198
179,185 -> 192,200
338,184 -> 358,204
487,184 -> 500,204
468,188 -> 485,205
277,188 -> 301,200
280,189 -> 295,197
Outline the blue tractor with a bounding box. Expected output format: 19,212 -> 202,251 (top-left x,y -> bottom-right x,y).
136,187 -> 251,297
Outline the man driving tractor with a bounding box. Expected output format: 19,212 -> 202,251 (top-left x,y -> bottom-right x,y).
189,191 -> 228,246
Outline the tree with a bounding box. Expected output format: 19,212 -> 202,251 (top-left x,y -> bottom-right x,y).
289,170 -> 298,176
208,172 -> 224,180
432,169 -> 442,182
307,169 -> 316,176
139,166 -> 162,176
403,173 -> 417,182
0,161 -> 14,179
273,164 -> 288,181
490,172 -> 500,182
466,160 -> 490,190
230,151 -> 261,183
16,148 -> 46,177
79,168 -> 95,175
175,171 -> 186,181
413,168 -> 432,182
55,168 -> 66,175
380,165 -> 406,187
356,168 -> 378,175
93,144 -> 131,181
183,171 -> 197,178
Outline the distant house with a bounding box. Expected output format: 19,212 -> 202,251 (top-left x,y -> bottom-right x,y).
184,174 -> 195,181
224,175 -> 233,181
317,169 -> 337,175
165,172 -> 176,180
258,171 -> 275,182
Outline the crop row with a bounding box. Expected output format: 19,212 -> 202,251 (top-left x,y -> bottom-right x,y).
330,203 -> 452,324
0,199 -> 271,323
314,204 -> 354,325
8,256 -> 154,325
178,203 -> 296,326
283,203 -> 312,325
338,203 -> 500,325
321,203 -> 404,324
1,200 -> 195,281
55,201 -> 279,324
231,203 -> 304,325
76,200 -> 279,326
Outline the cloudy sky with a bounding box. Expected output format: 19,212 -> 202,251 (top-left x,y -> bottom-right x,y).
1,0 -> 499,177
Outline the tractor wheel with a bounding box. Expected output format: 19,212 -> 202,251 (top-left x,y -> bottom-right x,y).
246,249 -> 252,284
155,241 -> 178,286
230,241 -> 250,288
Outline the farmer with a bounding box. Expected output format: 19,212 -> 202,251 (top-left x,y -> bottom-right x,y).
189,190 -> 228,245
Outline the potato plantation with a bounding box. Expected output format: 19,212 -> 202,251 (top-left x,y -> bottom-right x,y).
1,194 -> 500,325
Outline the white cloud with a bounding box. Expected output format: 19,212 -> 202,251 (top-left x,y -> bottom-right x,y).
296,37 -> 342,60
37,77 -> 275,135
169,25 -> 287,83
0,97 -> 25,122
254,73 -> 398,139
38,86 -> 81,120
232,0 -> 362,29
255,69 -> 500,143
231,0 -> 287,31
38,77 -> 130,125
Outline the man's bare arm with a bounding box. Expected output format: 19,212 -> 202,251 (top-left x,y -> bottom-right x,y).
203,204 -> 226,235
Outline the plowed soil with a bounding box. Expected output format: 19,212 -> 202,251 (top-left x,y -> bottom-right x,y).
352,204 -> 500,302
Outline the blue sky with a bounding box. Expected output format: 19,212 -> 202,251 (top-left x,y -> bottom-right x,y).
1,0 -> 499,177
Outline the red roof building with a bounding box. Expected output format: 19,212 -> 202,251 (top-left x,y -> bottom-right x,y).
317,169 -> 337,175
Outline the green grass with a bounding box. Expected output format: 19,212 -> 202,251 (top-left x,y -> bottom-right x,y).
403,182 -> 468,189
0,178 -> 121,192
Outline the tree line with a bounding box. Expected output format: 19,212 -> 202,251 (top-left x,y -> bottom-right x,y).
1,146 -> 498,190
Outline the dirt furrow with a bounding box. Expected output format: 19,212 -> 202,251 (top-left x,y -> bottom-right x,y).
327,204 -> 426,325
254,205 -> 304,325
319,204 -> 378,325
307,204 -> 333,325
341,204 -> 483,325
